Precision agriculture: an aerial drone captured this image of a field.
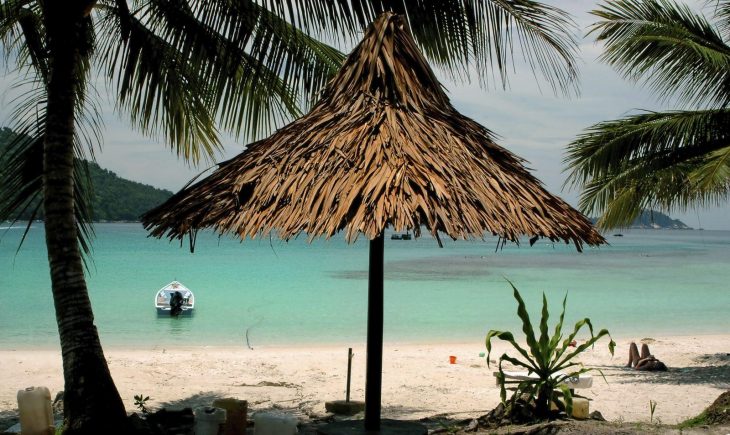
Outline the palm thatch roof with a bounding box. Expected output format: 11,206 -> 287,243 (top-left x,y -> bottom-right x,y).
143,12 -> 604,251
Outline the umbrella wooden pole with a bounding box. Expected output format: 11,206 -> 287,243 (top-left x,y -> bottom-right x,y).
365,233 -> 384,431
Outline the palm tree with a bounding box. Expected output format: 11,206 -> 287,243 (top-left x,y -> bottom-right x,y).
1,1 -> 579,433
565,0 -> 730,229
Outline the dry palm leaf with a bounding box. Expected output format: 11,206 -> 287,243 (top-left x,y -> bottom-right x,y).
143,12 -> 604,252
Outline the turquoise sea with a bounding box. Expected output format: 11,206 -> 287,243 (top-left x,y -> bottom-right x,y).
1,224 -> 728,349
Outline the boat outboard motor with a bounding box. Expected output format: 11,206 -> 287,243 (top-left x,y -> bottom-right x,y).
170,291 -> 184,317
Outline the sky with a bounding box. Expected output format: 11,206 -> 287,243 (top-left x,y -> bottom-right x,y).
1,0 -> 728,230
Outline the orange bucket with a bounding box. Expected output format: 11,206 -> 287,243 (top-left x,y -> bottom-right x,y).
449,355 -> 457,364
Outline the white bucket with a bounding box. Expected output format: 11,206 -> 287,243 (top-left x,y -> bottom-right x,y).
194,406 -> 227,435
254,412 -> 298,435
17,386 -> 54,435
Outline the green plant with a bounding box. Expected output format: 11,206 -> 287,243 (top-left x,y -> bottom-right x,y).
678,412 -> 708,429
486,281 -> 615,420
436,420 -> 460,434
134,394 -> 151,415
649,400 -> 657,422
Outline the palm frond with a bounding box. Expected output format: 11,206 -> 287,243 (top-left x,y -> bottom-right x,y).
566,109 -> 730,184
581,164 -> 701,229
0,125 -> 43,225
576,155 -> 719,228
591,0 -> 730,108
712,0 -> 730,42
0,77 -> 48,232
476,0 -> 579,93
576,173 -> 647,228
689,145 -> 730,194
98,0 -> 579,149
0,1 -> 48,80
0,74 -> 99,254
565,109 -> 730,228
96,4 -> 221,163
96,0 -> 344,145
264,0 -> 580,93
182,0 -> 345,112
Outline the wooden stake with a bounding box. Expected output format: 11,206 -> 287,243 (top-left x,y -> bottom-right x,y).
346,347 -> 353,403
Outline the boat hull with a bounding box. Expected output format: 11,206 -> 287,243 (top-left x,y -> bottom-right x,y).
156,307 -> 194,316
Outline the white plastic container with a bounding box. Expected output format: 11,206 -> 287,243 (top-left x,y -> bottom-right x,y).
194,406 -> 227,435
17,386 -> 54,435
253,412 -> 298,435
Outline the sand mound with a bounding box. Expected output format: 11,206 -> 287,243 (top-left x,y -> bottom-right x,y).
704,391 -> 730,425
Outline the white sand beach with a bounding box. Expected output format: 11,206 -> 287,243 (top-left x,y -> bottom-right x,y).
1,335 -> 728,425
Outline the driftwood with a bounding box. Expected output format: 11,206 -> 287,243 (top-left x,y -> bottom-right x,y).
143,13 -> 604,250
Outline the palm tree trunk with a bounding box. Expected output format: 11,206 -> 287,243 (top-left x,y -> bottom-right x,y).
43,4 -> 129,434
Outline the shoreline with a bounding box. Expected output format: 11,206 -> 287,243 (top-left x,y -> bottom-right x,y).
2,331 -> 727,351
2,334 -> 728,425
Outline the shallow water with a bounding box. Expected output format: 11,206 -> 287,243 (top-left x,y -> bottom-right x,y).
1,223 -> 728,348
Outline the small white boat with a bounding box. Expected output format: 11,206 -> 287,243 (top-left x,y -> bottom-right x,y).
155,281 -> 195,315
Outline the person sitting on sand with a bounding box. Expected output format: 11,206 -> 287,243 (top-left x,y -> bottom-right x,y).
626,342 -> 668,371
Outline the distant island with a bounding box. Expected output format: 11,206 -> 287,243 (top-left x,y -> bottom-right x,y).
1,127 -> 173,222
590,210 -> 691,230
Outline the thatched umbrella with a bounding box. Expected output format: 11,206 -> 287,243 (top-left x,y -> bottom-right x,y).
143,12 -> 605,431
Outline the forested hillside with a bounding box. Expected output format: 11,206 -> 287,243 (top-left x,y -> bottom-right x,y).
1,127 -> 173,221
85,163 -> 173,221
